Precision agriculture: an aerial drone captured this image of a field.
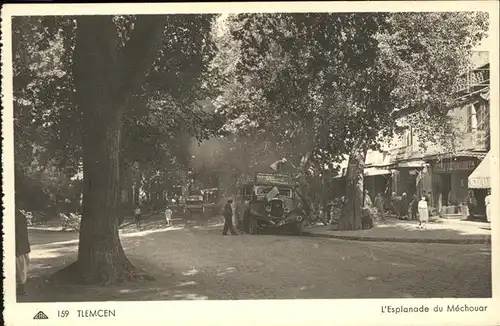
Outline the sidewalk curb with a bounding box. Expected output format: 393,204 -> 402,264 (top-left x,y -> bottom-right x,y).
302,231 -> 491,245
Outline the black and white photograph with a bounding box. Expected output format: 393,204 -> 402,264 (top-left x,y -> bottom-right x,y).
2,2 -> 499,325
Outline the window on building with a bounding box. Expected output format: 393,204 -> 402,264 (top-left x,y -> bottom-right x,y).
475,101 -> 489,131
404,127 -> 413,147
475,100 -> 490,148
466,104 -> 475,133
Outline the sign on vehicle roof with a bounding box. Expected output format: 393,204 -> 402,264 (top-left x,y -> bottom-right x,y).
255,173 -> 291,185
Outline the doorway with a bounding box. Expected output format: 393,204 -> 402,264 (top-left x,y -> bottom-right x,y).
473,188 -> 487,217
440,174 -> 452,205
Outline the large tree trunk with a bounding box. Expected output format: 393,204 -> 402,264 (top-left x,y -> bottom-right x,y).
294,152 -> 316,218
54,16 -> 166,285
337,147 -> 368,231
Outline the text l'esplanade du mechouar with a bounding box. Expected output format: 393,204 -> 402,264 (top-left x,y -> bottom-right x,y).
381,304 -> 488,314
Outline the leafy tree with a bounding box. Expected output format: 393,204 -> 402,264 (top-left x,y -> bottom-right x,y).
13,17 -> 81,214
12,14 -> 221,284
215,12 -> 488,230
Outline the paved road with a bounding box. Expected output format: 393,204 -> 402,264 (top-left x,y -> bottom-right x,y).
22,225 -> 492,301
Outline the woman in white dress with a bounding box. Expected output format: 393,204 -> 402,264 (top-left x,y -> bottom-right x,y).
485,190 -> 492,223
418,197 -> 429,230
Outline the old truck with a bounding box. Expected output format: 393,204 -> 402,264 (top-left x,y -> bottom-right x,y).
235,172 -> 307,235
183,194 -> 205,219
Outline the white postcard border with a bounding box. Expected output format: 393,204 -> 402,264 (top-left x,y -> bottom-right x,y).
2,2 -> 499,326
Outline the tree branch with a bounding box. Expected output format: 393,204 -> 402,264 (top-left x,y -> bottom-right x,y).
117,15 -> 167,104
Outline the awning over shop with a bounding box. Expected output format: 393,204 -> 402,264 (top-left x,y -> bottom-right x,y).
333,167 -> 391,179
398,160 -> 427,168
388,160 -> 427,168
364,167 -> 392,177
468,151 -> 492,189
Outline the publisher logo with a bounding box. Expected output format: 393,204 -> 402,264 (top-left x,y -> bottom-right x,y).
33,311 -> 49,320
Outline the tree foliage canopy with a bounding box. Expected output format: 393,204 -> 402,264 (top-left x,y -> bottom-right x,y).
13,15 -> 226,206
213,12 -> 489,166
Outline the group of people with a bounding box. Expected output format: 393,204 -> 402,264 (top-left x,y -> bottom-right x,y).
467,190 -> 492,222
133,204 -> 174,229
311,197 -> 345,226
397,192 -> 431,221
363,191 -> 431,229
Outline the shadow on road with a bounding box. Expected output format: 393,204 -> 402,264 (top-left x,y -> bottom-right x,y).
20,217 -> 226,302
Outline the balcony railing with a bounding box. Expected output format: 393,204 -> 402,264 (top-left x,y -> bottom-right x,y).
456,67 -> 489,94
385,130 -> 489,163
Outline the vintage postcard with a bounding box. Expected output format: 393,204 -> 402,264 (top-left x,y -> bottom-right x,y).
2,2 -> 499,326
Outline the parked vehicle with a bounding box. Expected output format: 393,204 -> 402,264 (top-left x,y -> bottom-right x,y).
200,188 -> 222,217
183,195 -> 205,219
235,172 -> 307,235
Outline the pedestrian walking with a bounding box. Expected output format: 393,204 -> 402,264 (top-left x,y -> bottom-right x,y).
410,194 -> 419,220
417,196 -> 429,229
222,199 -> 237,235
485,190 -> 492,223
16,208 -> 30,295
165,206 -> 173,226
374,193 -> 385,220
134,205 -> 142,229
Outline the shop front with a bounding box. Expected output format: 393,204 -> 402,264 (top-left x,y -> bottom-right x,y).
364,167 -> 392,198
431,157 -> 482,215
330,165 -> 392,200
468,151 -> 492,219
388,161 -> 429,198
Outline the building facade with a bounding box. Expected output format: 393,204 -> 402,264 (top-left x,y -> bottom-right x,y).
362,51 -> 491,217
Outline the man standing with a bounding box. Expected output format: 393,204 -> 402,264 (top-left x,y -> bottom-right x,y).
424,191 -> 433,216
223,199 -> 237,235
410,194 -> 419,220
16,209 -> 30,295
390,192 -> 398,215
485,190 -> 492,223
362,190 -> 374,229
399,193 -> 409,220
374,193 -> 385,221
467,191 -> 477,220
134,205 -> 142,229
